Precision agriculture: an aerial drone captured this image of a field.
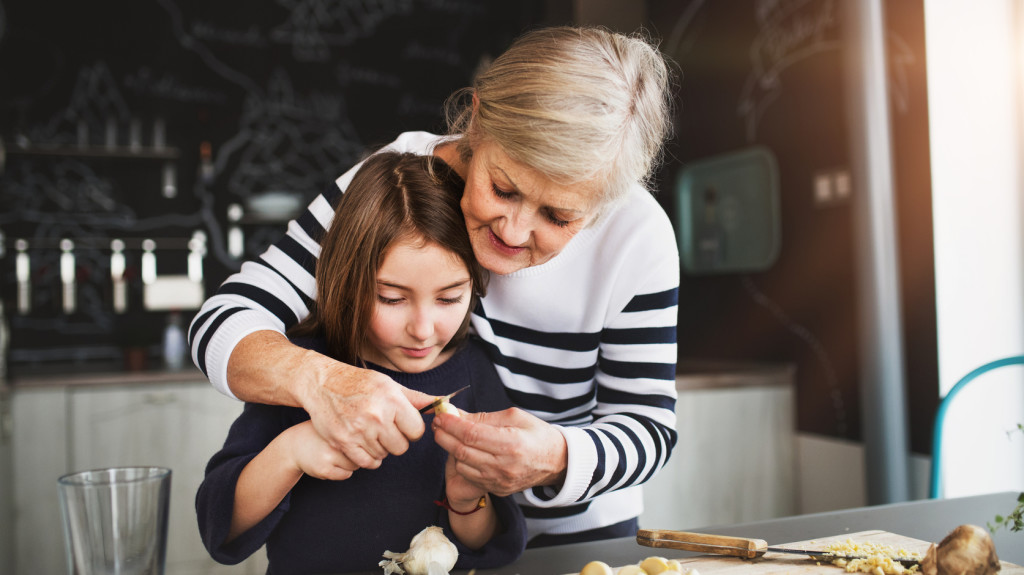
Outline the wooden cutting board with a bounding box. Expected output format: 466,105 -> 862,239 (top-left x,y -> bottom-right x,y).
603,530 -> 1024,575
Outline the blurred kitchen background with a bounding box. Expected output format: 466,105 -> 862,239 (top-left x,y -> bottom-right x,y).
1,0 -> 1023,573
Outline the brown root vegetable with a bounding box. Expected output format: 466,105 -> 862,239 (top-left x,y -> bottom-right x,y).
920,524 -> 1000,575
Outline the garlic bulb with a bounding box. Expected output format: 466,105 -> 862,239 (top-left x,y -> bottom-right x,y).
920,524 -> 1000,575
380,526 -> 458,575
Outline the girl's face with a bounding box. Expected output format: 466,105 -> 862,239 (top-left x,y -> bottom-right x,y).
458,140 -> 599,275
362,237 -> 473,373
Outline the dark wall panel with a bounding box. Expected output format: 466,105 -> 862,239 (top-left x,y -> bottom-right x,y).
649,0 -> 938,453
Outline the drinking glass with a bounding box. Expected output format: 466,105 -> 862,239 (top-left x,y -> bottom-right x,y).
58,467 -> 171,575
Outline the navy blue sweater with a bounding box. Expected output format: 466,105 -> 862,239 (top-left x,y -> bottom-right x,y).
196,338 -> 526,574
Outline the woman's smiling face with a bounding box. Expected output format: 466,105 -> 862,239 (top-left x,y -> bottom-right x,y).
458,140 -> 599,275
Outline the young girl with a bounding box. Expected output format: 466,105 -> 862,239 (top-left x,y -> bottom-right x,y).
196,152 -> 526,574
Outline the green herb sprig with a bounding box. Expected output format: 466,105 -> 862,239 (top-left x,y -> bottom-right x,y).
988,424 -> 1024,534
989,492 -> 1024,533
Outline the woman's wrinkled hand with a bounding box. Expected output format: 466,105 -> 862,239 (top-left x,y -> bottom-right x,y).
432,407 -> 568,497
300,355 -> 435,470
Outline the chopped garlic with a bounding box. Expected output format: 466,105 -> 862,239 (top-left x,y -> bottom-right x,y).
824,539 -> 922,575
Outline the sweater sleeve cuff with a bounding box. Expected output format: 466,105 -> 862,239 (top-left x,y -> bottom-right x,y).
520,425 -> 597,508
203,311 -> 287,400
448,494 -> 527,569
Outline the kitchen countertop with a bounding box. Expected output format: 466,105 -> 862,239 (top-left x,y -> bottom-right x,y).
10,359 -> 797,390
675,360 -> 795,391
9,365 -> 207,388
421,492 -> 1022,575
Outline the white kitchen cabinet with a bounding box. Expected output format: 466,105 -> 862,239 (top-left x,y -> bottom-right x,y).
639,362 -> 797,530
0,384 -> 15,575
11,376 -> 267,575
11,385 -> 66,575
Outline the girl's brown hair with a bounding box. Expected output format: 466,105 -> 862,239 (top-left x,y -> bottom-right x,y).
289,152 -> 487,366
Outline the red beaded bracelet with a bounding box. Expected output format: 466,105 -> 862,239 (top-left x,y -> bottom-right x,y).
434,495 -> 487,515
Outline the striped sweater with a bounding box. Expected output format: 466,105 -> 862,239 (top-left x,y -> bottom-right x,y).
189,132 -> 680,541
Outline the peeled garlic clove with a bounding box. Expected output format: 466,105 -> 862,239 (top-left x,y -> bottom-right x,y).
579,560 -> 614,575
617,566 -> 648,575
435,399 -> 460,417
640,556 -> 671,574
684,569 -> 701,575
665,560 -> 683,571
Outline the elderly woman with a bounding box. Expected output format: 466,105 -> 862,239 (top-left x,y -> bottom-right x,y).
190,25 -> 679,547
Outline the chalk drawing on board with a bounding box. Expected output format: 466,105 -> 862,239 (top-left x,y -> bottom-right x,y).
0,160 -> 130,227
190,21 -> 268,48
738,0 -> 840,142
6,55 -> 205,232
664,0 -> 707,64
335,61 -> 403,88
270,0 -> 414,62
27,61 -> 131,147
123,66 -> 229,106
0,157 -> 204,239
158,0 -> 262,94
216,69 -> 364,201
417,0 -> 485,16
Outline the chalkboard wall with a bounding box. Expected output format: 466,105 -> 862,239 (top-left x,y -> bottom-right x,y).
0,0 -> 546,370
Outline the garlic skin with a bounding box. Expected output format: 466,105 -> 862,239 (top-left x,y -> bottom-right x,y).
919,524 -> 1000,575
380,526 -> 458,575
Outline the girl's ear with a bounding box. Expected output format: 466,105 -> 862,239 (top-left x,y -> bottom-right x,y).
471,91 -> 479,116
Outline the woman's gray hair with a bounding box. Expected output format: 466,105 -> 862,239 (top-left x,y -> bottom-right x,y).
446,26 -> 675,208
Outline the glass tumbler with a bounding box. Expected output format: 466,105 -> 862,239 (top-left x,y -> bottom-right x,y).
58,467 -> 172,575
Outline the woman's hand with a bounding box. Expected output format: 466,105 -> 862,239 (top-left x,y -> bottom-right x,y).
280,421 -> 359,481
432,407 -> 568,496
301,354 -> 435,469
225,331 -> 435,471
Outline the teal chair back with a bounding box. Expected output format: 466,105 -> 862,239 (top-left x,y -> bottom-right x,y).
930,355 -> 1024,499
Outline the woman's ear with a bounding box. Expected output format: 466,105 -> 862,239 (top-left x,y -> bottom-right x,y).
471,91 -> 479,115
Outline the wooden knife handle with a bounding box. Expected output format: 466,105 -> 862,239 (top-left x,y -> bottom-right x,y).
636,530 -> 768,559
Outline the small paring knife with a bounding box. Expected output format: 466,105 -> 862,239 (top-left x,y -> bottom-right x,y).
636,530 -> 921,568
419,385 -> 470,414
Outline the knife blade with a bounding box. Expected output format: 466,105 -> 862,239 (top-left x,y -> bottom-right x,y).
635,530 -> 921,568
419,385 -> 471,414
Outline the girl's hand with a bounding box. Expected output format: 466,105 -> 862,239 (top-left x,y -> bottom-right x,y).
281,421 -> 359,481
444,453 -> 487,512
